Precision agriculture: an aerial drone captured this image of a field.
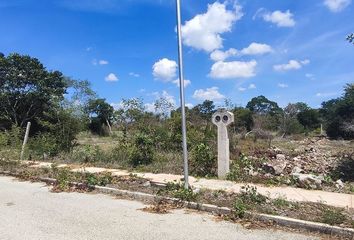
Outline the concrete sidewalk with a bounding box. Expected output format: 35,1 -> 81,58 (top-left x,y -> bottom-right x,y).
25,161 -> 354,209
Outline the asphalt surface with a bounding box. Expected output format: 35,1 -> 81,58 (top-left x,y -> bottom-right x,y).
0,176 -> 320,240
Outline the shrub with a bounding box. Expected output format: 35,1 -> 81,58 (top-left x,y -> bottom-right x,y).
159,182 -> 198,202
321,209 -> 347,225
129,133 -> 154,166
227,154 -> 253,181
71,145 -> 103,163
28,133 -> 60,157
190,143 -> 216,177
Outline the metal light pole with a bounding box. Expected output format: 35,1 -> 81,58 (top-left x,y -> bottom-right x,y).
175,0 -> 189,189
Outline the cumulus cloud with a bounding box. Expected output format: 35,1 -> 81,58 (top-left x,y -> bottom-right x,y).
110,101 -> 123,110
238,83 -> 256,92
262,10 -> 295,27
145,91 -> 176,113
324,0 -> 351,12
193,87 -> 225,101
172,79 -> 191,87
92,59 -> 109,65
99,60 -> 109,65
316,92 -> 339,97
129,72 -> 140,77
210,48 -> 238,61
210,43 -> 272,61
152,58 -> 177,81
105,73 -> 118,82
278,83 -> 289,88
181,2 -> 243,52
145,103 -> 155,113
209,60 -> 257,79
306,73 -> 315,80
185,103 -> 194,109
273,59 -> 310,72
240,42 -> 273,55
248,83 -> 256,89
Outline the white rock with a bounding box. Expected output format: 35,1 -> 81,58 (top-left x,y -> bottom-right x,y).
335,179 -> 344,189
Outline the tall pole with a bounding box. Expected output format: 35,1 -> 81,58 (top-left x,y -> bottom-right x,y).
175,0 -> 189,189
20,122 -> 31,161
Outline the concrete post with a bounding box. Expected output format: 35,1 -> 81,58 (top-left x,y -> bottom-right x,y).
20,122 -> 31,161
212,109 -> 234,178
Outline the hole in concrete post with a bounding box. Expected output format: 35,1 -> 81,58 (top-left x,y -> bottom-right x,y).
222,115 -> 228,123
215,115 -> 221,122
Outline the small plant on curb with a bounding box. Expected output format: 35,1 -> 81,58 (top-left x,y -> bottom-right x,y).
240,185 -> 267,204
53,168 -> 71,192
84,172 -> 113,186
321,208 -> 347,225
232,185 -> 268,219
233,198 -> 247,218
158,182 -> 198,202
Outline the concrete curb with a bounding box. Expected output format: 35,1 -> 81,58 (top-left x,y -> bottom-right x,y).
1,171 -> 353,238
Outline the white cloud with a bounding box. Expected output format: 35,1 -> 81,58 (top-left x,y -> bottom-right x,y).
110,101 -> 123,110
145,91 -> 176,113
324,0 -> 351,12
193,87 -> 225,101
92,59 -> 109,65
172,79 -> 191,87
145,103 -> 155,113
185,103 -> 194,109
210,48 -> 238,61
161,90 -> 176,106
240,42 -> 273,55
316,92 -> 339,97
278,83 -> 288,88
210,43 -> 272,61
238,83 -> 256,92
152,58 -> 177,81
129,72 -> 140,77
301,59 -> 310,65
248,83 -> 256,89
181,2 -> 243,52
210,60 -> 257,79
105,73 -> 118,82
99,60 -> 109,65
263,10 -> 295,27
273,59 -> 310,72
305,73 -> 315,80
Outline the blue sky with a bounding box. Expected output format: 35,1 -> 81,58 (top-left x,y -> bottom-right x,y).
1,0 -> 353,110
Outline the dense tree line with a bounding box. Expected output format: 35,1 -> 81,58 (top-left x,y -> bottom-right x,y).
0,53 -> 353,158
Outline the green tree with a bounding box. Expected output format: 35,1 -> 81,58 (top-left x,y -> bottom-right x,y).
232,107 -> 253,132
279,103 -> 308,135
297,109 -> 320,131
246,96 -> 282,130
0,53 -> 67,131
192,100 -> 216,120
246,95 -> 282,116
321,84 -> 354,139
86,98 -> 114,135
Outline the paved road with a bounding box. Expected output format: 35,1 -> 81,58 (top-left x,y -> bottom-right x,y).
0,176 -> 319,240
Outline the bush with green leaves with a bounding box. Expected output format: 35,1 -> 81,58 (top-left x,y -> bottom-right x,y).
129,133 -> 154,166
227,154 -> 253,181
158,182 -> 198,202
321,208 -> 347,225
28,133 -> 59,157
190,143 -> 216,177
71,145 -> 104,163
